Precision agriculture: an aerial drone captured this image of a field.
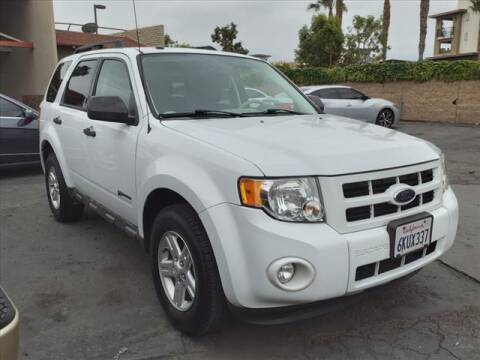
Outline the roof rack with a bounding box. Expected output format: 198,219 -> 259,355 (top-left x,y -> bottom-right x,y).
73,40 -> 124,54
191,46 -> 216,51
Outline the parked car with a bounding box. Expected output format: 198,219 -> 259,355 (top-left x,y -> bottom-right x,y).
301,85 -> 400,128
40,46 -> 458,336
0,287 -> 19,360
0,93 -> 40,168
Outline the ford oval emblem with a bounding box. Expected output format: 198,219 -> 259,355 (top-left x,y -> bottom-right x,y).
394,189 -> 416,205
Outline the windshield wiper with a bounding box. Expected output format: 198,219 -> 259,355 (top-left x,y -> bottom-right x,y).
244,108 -> 308,116
159,109 -> 246,119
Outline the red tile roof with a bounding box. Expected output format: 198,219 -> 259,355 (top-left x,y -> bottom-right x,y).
56,30 -> 141,48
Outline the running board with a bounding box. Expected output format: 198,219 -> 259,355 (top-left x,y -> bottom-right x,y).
69,188 -> 142,245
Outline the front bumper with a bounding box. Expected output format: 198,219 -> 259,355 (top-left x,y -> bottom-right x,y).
199,187 -> 458,309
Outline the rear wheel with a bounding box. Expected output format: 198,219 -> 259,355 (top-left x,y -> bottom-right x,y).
151,204 -> 228,335
376,109 -> 395,128
45,154 -> 84,222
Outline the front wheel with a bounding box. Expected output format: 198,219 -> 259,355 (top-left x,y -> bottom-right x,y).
376,109 -> 395,128
151,204 -> 228,335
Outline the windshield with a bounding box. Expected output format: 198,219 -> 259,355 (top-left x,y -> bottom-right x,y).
141,53 -> 318,118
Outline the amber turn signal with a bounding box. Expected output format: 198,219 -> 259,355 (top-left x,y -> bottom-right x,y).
239,178 -> 264,207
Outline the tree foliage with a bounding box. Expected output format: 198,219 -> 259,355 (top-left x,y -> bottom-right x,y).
342,15 -> 383,65
164,34 -> 190,48
307,0 -> 334,17
307,0 -> 347,27
211,22 -> 249,54
295,14 -> 344,67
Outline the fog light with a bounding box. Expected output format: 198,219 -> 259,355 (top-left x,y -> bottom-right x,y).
277,263 -> 295,284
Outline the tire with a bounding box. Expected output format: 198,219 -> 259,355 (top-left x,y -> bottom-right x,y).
376,108 -> 395,128
151,203 -> 229,335
45,153 -> 84,222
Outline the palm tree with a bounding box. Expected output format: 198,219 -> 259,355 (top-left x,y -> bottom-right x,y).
335,0 -> 348,28
471,0 -> 480,59
381,0 -> 391,60
307,0 -> 334,18
418,0 -> 430,61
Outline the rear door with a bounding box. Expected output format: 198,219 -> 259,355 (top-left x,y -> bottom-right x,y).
82,55 -> 141,223
0,96 -> 39,166
312,88 -> 345,116
57,58 -> 99,192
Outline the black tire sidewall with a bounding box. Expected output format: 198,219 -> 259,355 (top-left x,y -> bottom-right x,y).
45,154 -> 66,220
45,154 -> 83,222
151,205 -> 221,335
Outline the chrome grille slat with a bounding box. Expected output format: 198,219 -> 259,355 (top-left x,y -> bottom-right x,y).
341,167 -> 440,224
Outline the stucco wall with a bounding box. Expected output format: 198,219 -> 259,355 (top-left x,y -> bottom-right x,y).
0,0 -> 58,102
344,81 -> 480,125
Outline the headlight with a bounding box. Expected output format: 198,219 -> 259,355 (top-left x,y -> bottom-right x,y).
239,177 -> 325,222
440,153 -> 449,190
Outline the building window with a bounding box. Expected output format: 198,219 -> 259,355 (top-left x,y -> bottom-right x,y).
440,42 -> 452,54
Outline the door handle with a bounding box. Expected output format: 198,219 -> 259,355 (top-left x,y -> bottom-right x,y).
83,126 -> 96,137
53,116 -> 62,125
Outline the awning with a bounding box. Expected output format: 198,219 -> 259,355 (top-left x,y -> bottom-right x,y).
429,9 -> 467,19
0,32 -> 34,52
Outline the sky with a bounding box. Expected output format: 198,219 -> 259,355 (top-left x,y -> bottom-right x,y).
53,0 -> 458,62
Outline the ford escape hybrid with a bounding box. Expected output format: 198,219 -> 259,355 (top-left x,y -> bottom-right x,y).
39,46 -> 458,335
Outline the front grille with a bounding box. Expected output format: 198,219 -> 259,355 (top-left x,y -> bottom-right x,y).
344,168 -> 437,223
355,241 -> 437,281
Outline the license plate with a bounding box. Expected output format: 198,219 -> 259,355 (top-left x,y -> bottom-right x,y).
387,213 -> 433,258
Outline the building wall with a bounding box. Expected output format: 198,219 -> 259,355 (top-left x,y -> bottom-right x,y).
458,0 -> 480,54
0,0 -> 58,105
344,81 -> 480,125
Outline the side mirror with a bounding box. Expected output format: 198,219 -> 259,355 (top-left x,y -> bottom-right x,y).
87,96 -> 134,124
307,95 -> 325,113
361,95 -> 370,101
17,109 -> 38,127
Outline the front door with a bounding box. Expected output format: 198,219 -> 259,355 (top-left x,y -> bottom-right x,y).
312,88 -> 345,117
82,56 -> 141,223
0,96 -> 39,166
336,88 -> 370,120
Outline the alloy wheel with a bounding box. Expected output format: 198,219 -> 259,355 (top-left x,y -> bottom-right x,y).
158,231 -> 196,311
48,167 -> 61,210
377,109 -> 394,128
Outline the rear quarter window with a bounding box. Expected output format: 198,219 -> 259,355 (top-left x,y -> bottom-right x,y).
46,61 -> 72,103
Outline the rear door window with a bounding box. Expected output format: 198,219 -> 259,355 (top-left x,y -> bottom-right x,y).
62,59 -> 98,109
46,61 -> 72,102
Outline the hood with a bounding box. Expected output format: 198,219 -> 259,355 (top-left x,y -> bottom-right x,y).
163,114 -> 439,176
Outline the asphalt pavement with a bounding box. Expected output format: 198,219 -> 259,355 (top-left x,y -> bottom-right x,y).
0,121 -> 479,360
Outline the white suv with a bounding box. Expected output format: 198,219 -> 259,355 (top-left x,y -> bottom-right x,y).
40,46 -> 458,335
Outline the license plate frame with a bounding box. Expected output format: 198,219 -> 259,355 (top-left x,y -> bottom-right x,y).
387,212 -> 434,259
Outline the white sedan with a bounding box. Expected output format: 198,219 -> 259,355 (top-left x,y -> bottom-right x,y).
301,85 -> 400,128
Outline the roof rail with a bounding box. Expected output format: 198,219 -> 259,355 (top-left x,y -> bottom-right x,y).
73,40 -> 124,54
191,46 -> 216,51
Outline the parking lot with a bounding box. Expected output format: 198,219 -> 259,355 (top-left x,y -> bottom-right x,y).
1,121 -> 479,360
